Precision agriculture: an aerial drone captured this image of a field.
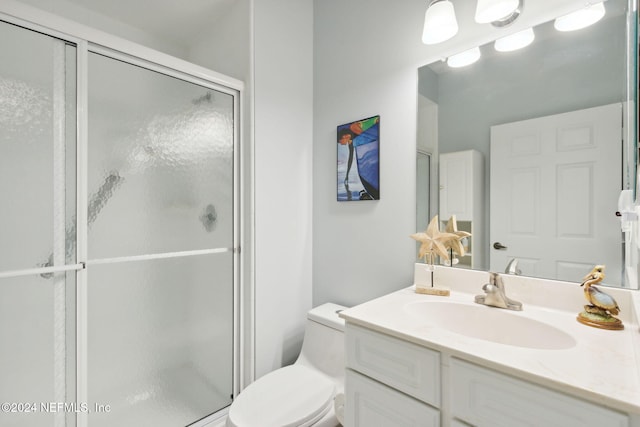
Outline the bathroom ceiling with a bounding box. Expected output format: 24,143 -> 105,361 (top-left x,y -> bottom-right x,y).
64,0 -> 236,47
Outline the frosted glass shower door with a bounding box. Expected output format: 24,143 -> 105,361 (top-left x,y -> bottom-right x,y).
0,20 -> 78,427
86,52 -> 235,427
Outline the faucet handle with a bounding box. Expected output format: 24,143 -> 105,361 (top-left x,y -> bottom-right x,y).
477,271 -> 523,310
505,258 -> 522,275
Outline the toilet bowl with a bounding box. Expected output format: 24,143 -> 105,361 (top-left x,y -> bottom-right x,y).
226,303 -> 347,427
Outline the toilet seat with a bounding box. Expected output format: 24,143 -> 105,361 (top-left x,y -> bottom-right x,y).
226,365 -> 336,427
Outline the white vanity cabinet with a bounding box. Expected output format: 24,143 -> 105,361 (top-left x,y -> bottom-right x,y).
344,324 -> 440,426
438,150 -> 484,269
344,323 -> 633,427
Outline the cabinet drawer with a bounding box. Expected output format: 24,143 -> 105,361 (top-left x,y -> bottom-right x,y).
346,324 -> 440,407
450,358 -> 629,427
345,369 -> 439,427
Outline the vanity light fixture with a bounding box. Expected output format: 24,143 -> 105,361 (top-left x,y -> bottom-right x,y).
422,0 -> 459,45
494,27 -> 535,52
447,46 -> 481,68
554,2 -> 606,32
423,0 -> 525,45
475,0 -> 520,24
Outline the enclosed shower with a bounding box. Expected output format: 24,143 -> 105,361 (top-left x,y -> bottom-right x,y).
0,14 -> 240,427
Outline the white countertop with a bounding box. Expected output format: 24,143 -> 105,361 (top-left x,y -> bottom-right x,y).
340,266 -> 640,415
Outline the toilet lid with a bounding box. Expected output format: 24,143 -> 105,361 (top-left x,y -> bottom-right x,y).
227,365 -> 336,427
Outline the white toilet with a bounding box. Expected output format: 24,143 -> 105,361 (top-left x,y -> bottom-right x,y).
226,303 -> 347,427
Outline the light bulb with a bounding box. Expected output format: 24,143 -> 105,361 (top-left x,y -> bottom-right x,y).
494,28 -> 535,52
422,0 -> 458,45
554,2 -> 606,32
447,47 -> 481,68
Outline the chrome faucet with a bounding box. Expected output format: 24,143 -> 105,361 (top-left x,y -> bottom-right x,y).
475,272 -> 523,311
504,258 -> 521,275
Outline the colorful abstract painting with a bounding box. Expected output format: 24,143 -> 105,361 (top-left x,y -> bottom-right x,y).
337,115 -> 380,201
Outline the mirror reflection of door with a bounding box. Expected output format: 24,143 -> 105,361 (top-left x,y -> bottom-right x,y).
416,0 -> 634,287
417,150 -> 432,233
490,103 -> 622,284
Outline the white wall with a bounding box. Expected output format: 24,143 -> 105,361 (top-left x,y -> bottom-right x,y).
252,0 -> 314,378
311,0 -> 595,306
312,0 -> 426,307
188,0 -> 250,82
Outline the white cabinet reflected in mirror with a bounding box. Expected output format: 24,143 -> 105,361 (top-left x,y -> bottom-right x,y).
416,0 -> 637,288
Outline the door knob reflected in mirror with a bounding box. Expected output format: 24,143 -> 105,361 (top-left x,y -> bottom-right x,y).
493,242 -> 507,250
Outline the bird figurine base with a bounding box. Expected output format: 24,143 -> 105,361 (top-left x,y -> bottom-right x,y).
576,309 -> 624,331
415,285 -> 450,297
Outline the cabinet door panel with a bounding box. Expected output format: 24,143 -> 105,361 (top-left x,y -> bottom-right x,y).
451,358 -> 629,427
346,324 -> 440,407
345,369 -> 439,427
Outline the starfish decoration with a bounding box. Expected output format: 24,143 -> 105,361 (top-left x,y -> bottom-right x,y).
410,215 -> 457,264
444,215 -> 472,257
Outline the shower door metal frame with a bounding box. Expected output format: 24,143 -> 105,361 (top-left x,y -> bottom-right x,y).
0,6 -> 246,427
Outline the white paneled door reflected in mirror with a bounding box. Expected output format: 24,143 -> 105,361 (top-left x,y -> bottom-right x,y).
416,0 -> 637,288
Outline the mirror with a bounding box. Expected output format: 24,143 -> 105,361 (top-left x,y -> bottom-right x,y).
416,0 -> 636,288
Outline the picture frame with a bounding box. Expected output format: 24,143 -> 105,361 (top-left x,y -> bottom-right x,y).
336,115 -> 380,201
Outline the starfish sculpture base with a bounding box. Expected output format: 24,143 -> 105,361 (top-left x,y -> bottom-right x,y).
577,306 -> 624,330
414,264 -> 450,297
415,285 -> 450,296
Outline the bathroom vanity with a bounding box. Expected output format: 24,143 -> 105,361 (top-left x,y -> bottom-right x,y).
339,266 -> 640,427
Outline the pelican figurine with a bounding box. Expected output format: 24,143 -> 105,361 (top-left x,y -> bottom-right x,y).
581,264 -> 605,284
577,265 -> 623,330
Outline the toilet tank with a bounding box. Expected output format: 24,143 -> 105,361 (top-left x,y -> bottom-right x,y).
296,303 -> 347,381
307,302 -> 346,332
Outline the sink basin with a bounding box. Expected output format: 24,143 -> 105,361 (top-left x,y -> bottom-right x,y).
404,301 -> 576,350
